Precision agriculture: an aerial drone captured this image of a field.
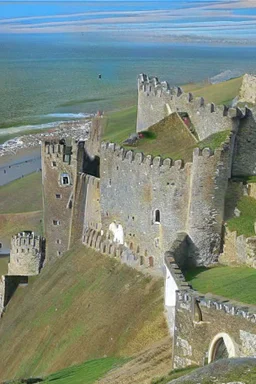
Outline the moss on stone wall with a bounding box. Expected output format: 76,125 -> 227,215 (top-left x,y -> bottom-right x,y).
197,130 -> 230,152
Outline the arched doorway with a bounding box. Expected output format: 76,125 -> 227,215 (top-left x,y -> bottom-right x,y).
208,333 -> 236,363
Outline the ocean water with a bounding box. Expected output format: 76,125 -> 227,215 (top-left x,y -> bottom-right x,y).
1,34 -> 256,133
0,0 -> 256,134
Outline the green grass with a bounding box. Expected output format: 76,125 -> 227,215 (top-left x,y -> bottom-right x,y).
197,130 -> 230,152
185,265 -> 256,305
0,172 -> 42,214
0,246 -> 167,381
184,76 -> 243,105
227,196 -> 256,237
42,357 -> 126,384
128,113 -> 197,162
0,211 -> 43,241
102,106 -> 137,143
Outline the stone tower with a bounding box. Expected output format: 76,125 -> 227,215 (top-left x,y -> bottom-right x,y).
8,231 -> 45,276
41,138 -> 86,262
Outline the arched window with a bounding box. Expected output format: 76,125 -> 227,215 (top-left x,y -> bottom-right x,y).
154,209 -> 160,223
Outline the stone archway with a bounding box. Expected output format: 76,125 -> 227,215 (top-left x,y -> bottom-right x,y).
208,333 -> 237,363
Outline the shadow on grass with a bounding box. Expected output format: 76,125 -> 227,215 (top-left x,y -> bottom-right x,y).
184,267 -> 209,282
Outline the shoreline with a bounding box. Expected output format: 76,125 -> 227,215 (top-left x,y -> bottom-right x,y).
0,118 -> 92,158
0,118 -> 92,185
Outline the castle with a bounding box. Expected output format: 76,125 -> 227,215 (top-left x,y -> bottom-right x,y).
4,74 -> 256,369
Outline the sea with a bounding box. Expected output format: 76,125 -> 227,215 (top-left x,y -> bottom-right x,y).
1,1 -> 256,138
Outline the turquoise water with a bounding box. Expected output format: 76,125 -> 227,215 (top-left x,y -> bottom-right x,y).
1,33 -> 256,133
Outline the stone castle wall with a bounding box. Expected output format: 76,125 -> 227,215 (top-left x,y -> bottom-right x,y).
220,228 -> 256,269
232,109 -> 256,176
239,74 -> 256,105
136,74 -> 242,140
82,175 -> 101,235
173,289 -> 256,369
187,144 -> 232,265
100,142 -> 192,270
100,140 -> 232,268
69,172 -> 88,248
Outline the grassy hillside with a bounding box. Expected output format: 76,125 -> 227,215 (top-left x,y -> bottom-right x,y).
185,265 -> 256,305
0,211 -> 43,239
0,245 -> 168,382
0,172 -> 42,214
183,76 -> 243,105
102,106 -> 137,144
128,113 -> 197,162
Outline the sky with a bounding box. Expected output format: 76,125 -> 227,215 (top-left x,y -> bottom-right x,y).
0,0 -> 256,42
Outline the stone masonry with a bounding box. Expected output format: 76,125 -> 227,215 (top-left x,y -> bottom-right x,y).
8,231 -> 45,276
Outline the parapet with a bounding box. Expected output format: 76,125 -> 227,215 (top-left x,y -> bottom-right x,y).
164,251 -> 191,291
101,141 -> 191,175
11,231 -> 43,249
177,289 -> 256,324
42,137 -> 81,165
9,231 -> 45,276
138,73 -> 249,121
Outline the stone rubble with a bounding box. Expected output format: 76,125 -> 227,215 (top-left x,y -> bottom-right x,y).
0,119 -> 91,157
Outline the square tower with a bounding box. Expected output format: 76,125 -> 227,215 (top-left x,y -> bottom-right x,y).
41,138 -> 84,262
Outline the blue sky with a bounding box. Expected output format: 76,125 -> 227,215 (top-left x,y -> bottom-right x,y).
0,0 -> 256,41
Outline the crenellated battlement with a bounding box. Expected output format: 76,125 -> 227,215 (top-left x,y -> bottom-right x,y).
138,73 -> 249,121
42,138 -> 75,166
9,231 -> 45,276
137,73 -> 253,138
102,140 -> 232,172
177,289 -> 256,324
11,231 -> 43,250
101,141 -> 192,173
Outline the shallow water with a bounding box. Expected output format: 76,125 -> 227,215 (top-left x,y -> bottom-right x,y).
1,33 -> 256,133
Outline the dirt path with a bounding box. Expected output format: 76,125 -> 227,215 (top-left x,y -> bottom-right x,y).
97,337 -> 172,384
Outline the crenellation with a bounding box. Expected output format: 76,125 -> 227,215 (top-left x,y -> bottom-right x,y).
8,231 -> 45,276
134,152 -> 144,164
177,289 -> 256,324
